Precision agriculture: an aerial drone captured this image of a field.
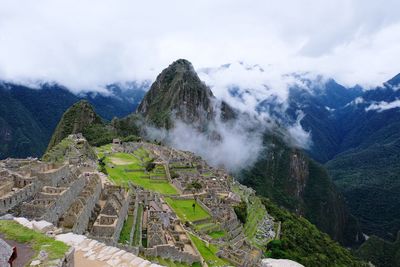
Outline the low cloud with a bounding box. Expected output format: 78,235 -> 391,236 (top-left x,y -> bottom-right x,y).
167,119 -> 264,172
365,99 -> 400,112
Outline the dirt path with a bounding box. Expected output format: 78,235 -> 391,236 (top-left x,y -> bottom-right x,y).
109,157 -> 135,165
0,234 -> 35,267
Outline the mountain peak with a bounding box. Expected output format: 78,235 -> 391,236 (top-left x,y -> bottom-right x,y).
137,59 -> 215,129
168,58 -> 195,72
386,73 -> 400,86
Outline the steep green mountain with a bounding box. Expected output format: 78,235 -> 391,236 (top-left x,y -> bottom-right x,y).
240,132 -> 364,246
0,82 -> 146,159
279,75 -> 400,242
355,233 -> 400,267
262,198 -> 366,266
46,100 -> 111,150
137,59 -> 215,129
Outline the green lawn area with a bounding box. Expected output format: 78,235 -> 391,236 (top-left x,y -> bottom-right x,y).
102,152 -> 178,195
119,215 -> 133,244
208,230 -> 227,239
189,233 -> 229,267
165,198 -> 211,222
0,220 -> 69,260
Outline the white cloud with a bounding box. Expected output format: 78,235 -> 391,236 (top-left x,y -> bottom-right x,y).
0,0 -> 399,91
365,99 -> 400,112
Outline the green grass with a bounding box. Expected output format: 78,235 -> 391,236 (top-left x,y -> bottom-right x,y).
133,205 -> 143,246
134,147 -> 152,162
194,222 -> 219,233
119,215 -> 133,244
103,152 -> 178,195
244,196 -> 266,242
96,144 -> 112,158
189,233 -> 229,267
0,220 -> 69,261
165,198 -> 211,222
208,230 -> 227,239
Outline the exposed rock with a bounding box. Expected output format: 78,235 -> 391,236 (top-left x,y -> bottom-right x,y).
261,258 -> 304,267
32,220 -> 54,233
30,260 -> 41,266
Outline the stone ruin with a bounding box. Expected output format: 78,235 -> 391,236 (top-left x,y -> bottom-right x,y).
90,184 -> 130,245
0,138 -> 268,266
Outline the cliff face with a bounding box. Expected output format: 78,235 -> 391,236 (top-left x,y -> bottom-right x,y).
240,133 -> 364,246
46,100 -> 104,151
137,59 -> 215,129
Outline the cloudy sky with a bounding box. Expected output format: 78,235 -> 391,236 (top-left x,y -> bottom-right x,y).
1,0 -> 400,90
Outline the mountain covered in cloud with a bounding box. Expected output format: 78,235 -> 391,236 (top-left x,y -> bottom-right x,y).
2,59 -> 400,247
0,81 -> 147,159
202,62 -> 400,242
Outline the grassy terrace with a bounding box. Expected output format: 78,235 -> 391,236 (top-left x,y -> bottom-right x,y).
189,233 -> 230,267
208,230 -> 227,239
244,196 -> 267,244
0,220 -> 69,261
165,198 -> 210,222
98,146 -> 178,195
119,215 -> 133,244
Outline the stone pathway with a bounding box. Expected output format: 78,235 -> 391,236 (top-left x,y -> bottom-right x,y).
56,233 -> 164,267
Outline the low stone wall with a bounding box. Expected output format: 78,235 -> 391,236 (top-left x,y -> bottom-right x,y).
60,247 -> 75,267
72,178 -> 102,234
143,244 -> 201,265
0,181 -> 41,214
197,199 -> 213,215
116,244 -> 139,255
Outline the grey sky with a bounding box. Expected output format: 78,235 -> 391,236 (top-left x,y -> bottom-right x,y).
1,0 -> 399,90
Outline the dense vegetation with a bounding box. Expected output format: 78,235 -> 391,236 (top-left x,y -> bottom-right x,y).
261,198 -> 366,267
239,133 -> 363,246
355,233 -> 400,267
0,82 -> 145,159
286,76 -> 400,242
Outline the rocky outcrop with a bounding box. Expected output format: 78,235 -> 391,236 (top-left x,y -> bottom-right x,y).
261,258 -> 304,267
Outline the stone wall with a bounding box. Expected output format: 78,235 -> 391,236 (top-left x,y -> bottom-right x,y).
33,164 -> 71,187
0,181 -> 41,214
60,247 -> 75,267
143,244 -> 201,265
90,193 -> 130,246
71,176 -> 102,234
111,194 -> 130,245
21,174 -> 86,224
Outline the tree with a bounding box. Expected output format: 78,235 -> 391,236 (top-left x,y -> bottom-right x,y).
145,159 -> 156,172
185,180 -> 203,196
